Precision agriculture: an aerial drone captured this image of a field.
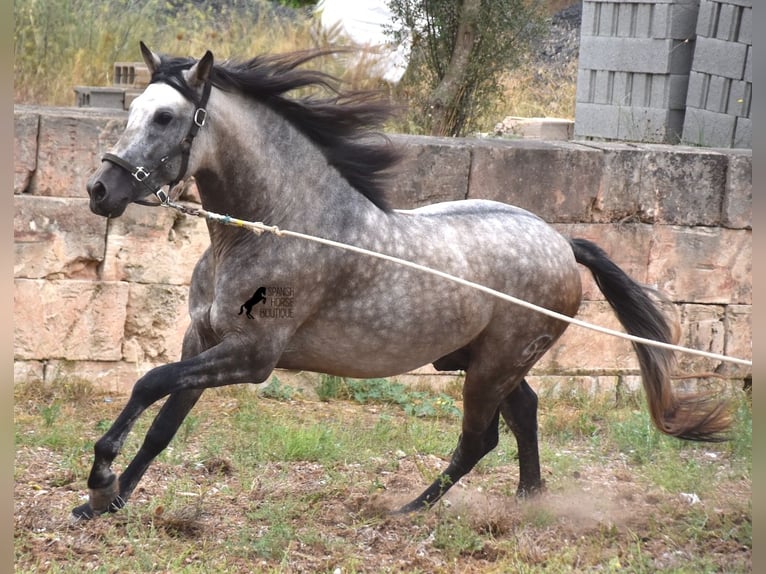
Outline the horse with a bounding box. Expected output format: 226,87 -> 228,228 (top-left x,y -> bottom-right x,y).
74,42 -> 730,520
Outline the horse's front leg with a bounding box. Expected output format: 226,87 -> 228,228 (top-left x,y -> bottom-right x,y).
72,342 -> 274,520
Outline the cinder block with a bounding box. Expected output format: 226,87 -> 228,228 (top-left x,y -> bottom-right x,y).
738,6 -> 752,44
581,1 -> 597,36
705,74 -> 729,113
580,37 -> 693,74
574,103 -> 622,139
727,79 -> 750,116
685,71 -> 707,108
692,36 -> 747,79
695,0 -> 717,37
653,0 -> 700,39
715,3 -> 738,41
743,45 -> 751,81
682,106 -> 736,147
616,107 -> 684,143
733,117 -> 751,148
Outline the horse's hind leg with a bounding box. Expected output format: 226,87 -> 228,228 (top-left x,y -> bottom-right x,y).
499,378 -> 543,496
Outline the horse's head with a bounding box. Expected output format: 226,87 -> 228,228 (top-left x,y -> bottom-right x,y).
87,42 -> 214,217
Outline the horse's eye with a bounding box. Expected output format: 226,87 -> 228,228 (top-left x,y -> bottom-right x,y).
154,111 -> 174,126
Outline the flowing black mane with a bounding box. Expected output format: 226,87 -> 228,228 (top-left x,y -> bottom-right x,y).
151,50 -> 402,210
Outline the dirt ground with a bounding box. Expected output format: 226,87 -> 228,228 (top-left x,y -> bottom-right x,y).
15,394 -> 751,573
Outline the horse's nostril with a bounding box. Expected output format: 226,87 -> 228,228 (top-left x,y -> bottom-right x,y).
89,180 -> 107,202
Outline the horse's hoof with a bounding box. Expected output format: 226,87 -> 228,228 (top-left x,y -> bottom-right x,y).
516,479 -> 546,499
71,502 -> 96,522
88,475 -> 120,514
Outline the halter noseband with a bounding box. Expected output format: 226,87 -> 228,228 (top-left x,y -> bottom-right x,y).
102,74 -> 212,206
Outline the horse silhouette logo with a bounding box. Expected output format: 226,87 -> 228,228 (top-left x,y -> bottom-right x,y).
238,287 -> 267,319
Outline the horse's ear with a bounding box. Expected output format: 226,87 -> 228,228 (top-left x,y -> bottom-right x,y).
140,41 -> 161,75
187,50 -> 214,88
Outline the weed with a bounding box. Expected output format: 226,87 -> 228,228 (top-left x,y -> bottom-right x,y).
259,375 -> 298,401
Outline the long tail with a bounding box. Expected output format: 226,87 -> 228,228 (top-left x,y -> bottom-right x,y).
570,238 -> 730,442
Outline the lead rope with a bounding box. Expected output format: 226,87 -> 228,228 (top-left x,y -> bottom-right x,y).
160,197 -> 752,369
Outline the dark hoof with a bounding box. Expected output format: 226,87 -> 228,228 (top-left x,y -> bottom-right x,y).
88,474 -> 120,514
71,502 -> 96,522
516,480 -> 546,499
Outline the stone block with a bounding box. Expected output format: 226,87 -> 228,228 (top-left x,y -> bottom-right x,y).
123,283 -> 190,364
100,202 -> 209,284
578,143 -> 657,223
466,140 -> 603,223
14,196 -> 107,280
682,107 -> 736,147
692,36 -> 747,79
553,223 -> 653,300
535,300 -> 639,373
721,304 -> 752,377
648,226 -> 751,304
733,117 -> 751,149
31,106 -> 127,198
677,303 -> 725,374
386,135 -> 470,209
14,110 -> 38,195
14,279 -> 129,361
641,146 -> 726,225
722,152 -> 751,228
42,360 -> 160,395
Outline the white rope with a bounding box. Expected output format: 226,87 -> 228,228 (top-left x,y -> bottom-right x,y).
164,201 -> 752,368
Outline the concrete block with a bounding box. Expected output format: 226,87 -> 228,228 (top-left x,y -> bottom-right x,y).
574,102 -> 622,139
738,6 -> 751,44
682,107 -> 736,147
648,226 -> 751,304
466,140 -> 603,223
715,3 -> 738,41
743,45 -> 751,82
580,37 -> 693,74
616,107 -> 684,143
692,36 -> 747,79
726,80 -> 750,116
653,0 -> 700,39
641,146 -> 727,225
31,106 -> 127,197
14,279 -> 129,361
722,151 -> 751,228
695,0 -> 716,37
685,71 -> 706,109
733,117 -> 751,148
14,196 -> 107,280
100,202 -> 209,285
386,135 -> 471,209
704,74 -> 729,113
14,110 -> 38,195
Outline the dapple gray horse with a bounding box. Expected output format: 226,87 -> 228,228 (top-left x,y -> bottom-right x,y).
74,43 -> 729,520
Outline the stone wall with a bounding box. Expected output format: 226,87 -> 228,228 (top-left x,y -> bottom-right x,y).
13,105 -> 751,395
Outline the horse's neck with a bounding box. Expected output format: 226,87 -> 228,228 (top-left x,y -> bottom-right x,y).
194,94 -> 383,247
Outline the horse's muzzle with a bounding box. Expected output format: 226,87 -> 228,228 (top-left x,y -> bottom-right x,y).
86,164 -> 133,218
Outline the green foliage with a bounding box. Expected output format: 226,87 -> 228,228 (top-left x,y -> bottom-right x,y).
316,375 -> 462,419
259,375 -> 298,401
387,0 -> 546,135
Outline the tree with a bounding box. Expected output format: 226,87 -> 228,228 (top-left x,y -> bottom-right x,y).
387,0 -> 545,136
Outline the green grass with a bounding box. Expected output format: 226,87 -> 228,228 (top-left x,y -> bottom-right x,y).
14,376 -> 751,573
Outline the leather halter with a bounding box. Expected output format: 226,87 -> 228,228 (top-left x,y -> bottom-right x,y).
101,74 -> 212,206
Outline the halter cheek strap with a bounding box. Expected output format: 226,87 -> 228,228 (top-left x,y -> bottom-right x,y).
102,75 -> 212,206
